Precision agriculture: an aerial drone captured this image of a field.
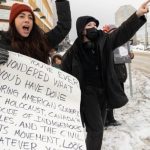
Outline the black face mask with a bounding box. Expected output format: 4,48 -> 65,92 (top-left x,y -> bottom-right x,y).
86,28 -> 99,41
82,41 -> 94,50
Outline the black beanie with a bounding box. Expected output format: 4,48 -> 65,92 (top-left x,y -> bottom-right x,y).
76,16 -> 99,37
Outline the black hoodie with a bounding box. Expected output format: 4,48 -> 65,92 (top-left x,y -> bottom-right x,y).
76,16 -> 103,87
76,16 -> 99,37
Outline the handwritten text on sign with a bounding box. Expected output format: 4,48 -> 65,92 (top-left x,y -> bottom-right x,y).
0,51 -> 86,150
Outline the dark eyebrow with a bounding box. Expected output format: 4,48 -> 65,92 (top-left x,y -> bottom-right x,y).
19,12 -> 25,15
19,12 -> 33,17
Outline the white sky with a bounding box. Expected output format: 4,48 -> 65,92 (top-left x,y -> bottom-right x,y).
69,0 -> 147,41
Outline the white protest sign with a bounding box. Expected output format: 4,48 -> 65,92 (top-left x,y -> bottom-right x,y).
118,46 -> 128,56
0,51 -> 86,150
113,43 -> 131,64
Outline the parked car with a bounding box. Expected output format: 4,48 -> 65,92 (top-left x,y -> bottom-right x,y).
145,45 -> 150,51
130,43 -> 145,51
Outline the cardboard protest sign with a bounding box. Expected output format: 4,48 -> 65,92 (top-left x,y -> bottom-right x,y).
0,51 -> 86,150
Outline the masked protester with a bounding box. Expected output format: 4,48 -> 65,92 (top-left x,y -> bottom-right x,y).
0,0 -> 71,65
62,0 -> 149,149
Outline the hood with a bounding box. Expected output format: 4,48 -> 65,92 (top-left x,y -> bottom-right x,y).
76,16 -> 99,37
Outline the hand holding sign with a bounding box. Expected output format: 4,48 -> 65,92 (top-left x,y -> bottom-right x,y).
0,47 -> 9,64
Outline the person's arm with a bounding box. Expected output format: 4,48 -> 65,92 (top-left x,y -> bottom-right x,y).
109,12 -> 146,50
0,47 -> 9,64
46,0 -> 71,48
109,0 -> 149,50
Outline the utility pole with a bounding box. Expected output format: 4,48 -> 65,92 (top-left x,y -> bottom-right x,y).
145,14 -> 148,49
127,42 -> 133,97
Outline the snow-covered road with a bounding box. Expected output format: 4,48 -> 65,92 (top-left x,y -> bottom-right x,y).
132,51 -> 150,74
102,51 -> 150,150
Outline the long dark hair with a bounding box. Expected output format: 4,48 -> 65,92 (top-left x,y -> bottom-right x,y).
7,22 -> 51,64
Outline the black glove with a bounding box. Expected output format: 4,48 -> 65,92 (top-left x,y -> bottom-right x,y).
0,47 -> 9,64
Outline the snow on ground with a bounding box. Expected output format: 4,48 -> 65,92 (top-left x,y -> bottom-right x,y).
102,67 -> 150,150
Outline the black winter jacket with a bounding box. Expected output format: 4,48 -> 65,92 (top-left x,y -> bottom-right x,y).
62,13 -> 146,108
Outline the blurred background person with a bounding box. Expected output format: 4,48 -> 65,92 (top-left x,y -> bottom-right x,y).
51,53 -> 62,69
